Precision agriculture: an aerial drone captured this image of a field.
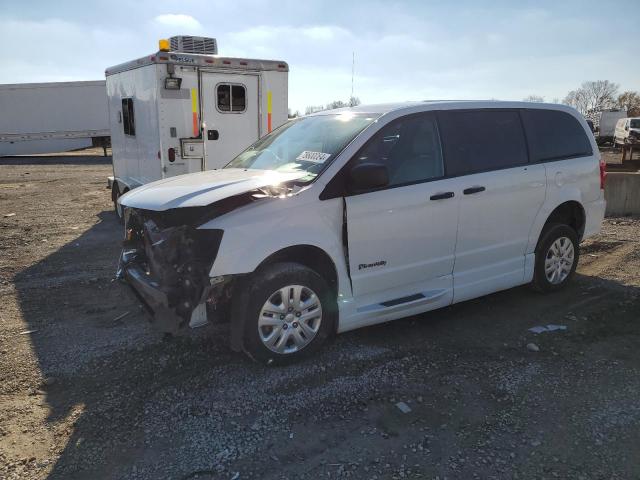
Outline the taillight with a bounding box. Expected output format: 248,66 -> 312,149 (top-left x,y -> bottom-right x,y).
168,148 -> 175,162
599,160 -> 607,190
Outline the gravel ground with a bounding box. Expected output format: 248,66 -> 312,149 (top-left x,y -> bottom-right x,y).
1,155 -> 639,479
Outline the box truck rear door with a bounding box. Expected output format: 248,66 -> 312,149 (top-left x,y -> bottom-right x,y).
200,73 -> 260,169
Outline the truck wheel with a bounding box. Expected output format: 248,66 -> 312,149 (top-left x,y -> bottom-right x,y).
113,185 -> 126,223
241,262 -> 336,365
532,223 -> 579,293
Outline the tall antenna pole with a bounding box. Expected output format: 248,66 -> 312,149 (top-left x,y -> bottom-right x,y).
350,51 -> 355,103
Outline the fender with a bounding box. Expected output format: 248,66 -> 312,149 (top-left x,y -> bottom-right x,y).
201,193 -> 353,300
526,174 -> 585,254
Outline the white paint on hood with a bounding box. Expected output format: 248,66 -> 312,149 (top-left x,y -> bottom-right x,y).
118,168 -> 307,211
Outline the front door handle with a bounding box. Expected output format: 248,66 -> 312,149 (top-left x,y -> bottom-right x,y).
430,192 -> 455,201
463,186 -> 486,195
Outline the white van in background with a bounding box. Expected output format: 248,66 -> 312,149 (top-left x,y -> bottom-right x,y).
116,101 -> 606,364
105,36 -> 288,219
613,117 -> 640,147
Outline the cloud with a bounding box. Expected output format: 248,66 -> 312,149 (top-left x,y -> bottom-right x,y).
153,14 -> 202,32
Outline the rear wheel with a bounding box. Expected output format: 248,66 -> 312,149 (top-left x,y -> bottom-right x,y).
532,223 -> 579,292
240,262 -> 335,364
113,184 -> 127,223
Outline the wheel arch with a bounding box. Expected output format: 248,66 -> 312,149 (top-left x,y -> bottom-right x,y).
255,244 -> 339,296
229,244 -> 340,353
538,200 -> 586,246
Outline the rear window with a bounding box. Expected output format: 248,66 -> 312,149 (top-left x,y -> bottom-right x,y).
438,110 -> 528,176
521,109 -> 592,162
217,84 -> 246,113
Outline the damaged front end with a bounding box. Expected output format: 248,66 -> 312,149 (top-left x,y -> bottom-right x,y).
116,207 -> 230,334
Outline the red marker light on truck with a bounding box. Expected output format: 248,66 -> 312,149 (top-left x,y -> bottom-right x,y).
600,160 -> 607,190
168,148 -> 175,162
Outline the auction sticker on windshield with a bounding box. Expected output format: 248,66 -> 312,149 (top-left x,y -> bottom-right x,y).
296,151 -> 331,163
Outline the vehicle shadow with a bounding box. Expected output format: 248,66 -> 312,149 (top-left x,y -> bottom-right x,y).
11,211 -> 640,478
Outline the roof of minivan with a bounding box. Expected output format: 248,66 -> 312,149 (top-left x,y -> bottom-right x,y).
307,100 -> 579,117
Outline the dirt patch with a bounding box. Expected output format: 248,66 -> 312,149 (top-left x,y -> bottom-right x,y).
1,158 -> 639,479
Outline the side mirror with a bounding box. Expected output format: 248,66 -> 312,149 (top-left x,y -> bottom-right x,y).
348,162 -> 389,192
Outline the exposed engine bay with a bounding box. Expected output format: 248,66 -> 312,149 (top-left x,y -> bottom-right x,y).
116,205 -> 234,333
115,180 -> 306,334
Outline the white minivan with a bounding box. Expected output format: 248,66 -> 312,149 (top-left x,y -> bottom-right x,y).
613,117 -> 640,147
117,101 -> 606,363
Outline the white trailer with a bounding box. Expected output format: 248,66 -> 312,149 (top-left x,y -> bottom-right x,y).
105,36 -> 289,219
595,109 -> 627,145
0,81 -> 109,156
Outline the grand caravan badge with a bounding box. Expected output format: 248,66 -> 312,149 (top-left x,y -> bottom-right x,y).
358,260 -> 387,271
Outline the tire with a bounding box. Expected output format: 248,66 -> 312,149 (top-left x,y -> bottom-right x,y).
113,185 -> 128,224
240,262 -> 336,365
113,184 -> 124,223
532,223 -> 579,293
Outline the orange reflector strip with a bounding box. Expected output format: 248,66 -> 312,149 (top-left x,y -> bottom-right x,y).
191,89 -> 199,137
267,90 -> 272,133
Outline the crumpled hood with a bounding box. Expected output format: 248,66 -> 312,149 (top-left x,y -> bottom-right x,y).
119,168 -> 307,211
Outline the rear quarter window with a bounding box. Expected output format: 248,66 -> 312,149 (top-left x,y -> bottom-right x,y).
521,109 -> 592,162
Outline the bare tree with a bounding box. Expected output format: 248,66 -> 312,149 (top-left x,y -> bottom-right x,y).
306,98 -> 362,114
523,95 -> 544,103
617,91 -> 640,116
326,100 -> 348,110
563,80 -> 619,114
563,89 -> 589,114
304,105 -> 324,115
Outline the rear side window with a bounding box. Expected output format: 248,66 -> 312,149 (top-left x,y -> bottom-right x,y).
121,98 -> 135,136
438,110 -> 528,176
521,109 -> 592,162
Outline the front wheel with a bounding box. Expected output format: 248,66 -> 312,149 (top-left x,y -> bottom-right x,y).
241,262 -> 336,364
532,224 -> 579,292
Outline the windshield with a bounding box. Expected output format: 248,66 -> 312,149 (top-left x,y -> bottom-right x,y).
225,113 -> 377,182
630,119 -> 640,129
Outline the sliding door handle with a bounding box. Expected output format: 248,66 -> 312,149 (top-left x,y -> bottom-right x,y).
463,186 -> 486,195
430,192 -> 455,201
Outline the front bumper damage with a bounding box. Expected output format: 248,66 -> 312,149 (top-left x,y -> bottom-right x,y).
116,208 -> 228,333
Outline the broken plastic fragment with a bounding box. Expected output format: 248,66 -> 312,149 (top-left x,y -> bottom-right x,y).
528,324 -> 568,334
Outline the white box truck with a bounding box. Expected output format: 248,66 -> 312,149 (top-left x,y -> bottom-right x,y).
0,81 -> 109,156
105,36 -> 289,219
595,109 -> 627,145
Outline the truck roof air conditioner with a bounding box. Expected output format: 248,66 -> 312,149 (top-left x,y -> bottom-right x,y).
169,36 -> 218,55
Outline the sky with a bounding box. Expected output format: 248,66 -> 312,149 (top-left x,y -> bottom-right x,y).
1,0 -> 639,113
